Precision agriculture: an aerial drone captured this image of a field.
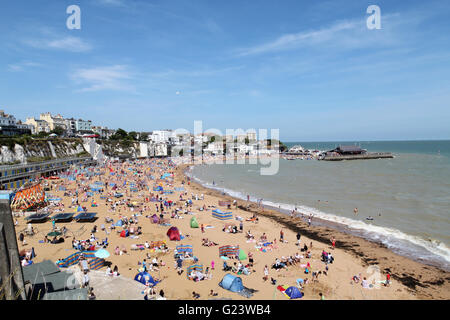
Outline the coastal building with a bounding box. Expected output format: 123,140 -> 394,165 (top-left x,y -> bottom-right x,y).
327,145 -> 367,156
39,113 -> 67,132
0,111 -> 32,136
75,119 -> 93,133
0,110 -> 17,126
246,131 -> 257,142
150,130 -> 175,144
25,118 -> 50,135
320,145 -> 393,161
92,126 -> 116,139
64,118 -> 77,136
204,141 -> 224,155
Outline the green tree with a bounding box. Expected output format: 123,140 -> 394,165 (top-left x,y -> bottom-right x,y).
140,132 -> 149,141
110,128 -> 128,140
128,131 -> 138,141
51,126 -> 65,136
37,131 -> 50,138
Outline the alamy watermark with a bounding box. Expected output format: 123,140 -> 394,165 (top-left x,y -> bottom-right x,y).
66,5 -> 81,30
170,120 -> 280,176
367,5 -> 381,30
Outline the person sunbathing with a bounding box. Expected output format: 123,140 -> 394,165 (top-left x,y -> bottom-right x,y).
209,290 -> 218,297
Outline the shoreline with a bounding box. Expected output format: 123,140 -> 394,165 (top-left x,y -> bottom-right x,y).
179,163 -> 450,299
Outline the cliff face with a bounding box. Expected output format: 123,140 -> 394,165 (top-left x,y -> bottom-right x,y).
95,139 -> 140,158
0,137 -> 168,165
0,139 -> 87,165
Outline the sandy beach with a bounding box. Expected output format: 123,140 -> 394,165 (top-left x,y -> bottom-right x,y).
14,158 -> 450,300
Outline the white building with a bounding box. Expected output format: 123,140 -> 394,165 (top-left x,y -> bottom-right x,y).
0,110 -> 17,126
150,130 -> 174,143
92,126 -> 116,139
75,119 -> 93,132
64,118 -> 77,136
204,141 -> 224,155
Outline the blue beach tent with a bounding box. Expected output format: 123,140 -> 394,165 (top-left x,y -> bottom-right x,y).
285,286 -> 303,299
219,274 -> 244,293
134,271 -> 158,286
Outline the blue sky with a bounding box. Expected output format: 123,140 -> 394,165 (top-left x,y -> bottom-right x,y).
1,0 -> 450,141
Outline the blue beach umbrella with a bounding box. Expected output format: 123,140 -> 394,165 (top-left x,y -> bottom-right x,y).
95,249 -> 110,259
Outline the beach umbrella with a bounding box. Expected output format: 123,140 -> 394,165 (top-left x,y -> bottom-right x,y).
95,249 -> 110,259
47,231 -> 61,237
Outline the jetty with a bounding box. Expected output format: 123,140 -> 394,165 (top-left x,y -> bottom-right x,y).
319,145 -> 393,161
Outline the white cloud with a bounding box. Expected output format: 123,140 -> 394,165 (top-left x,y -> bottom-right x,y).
7,61 -> 42,72
235,20 -> 360,57
24,36 -> 92,52
71,65 -> 135,92
95,0 -> 126,7
233,13 -> 414,58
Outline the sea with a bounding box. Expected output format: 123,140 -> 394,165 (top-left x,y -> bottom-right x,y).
189,140 -> 450,271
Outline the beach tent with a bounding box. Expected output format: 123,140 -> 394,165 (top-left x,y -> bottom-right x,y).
151,214 -> 160,224
120,229 -> 129,238
190,216 -> 199,228
167,227 -> 181,241
114,219 -> 123,227
212,209 -> 232,220
284,286 -> 303,299
76,205 -> 85,213
11,183 -> 47,211
238,249 -> 248,261
134,271 -> 159,286
219,274 -> 244,293
161,173 -> 172,179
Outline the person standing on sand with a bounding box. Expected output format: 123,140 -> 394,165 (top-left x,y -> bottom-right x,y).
263,265 -> 269,281
331,237 -> 336,250
308,216 -> 312,227
296,232 -> 301,246
201,224 -> 205,233
280,229 -> 284,243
